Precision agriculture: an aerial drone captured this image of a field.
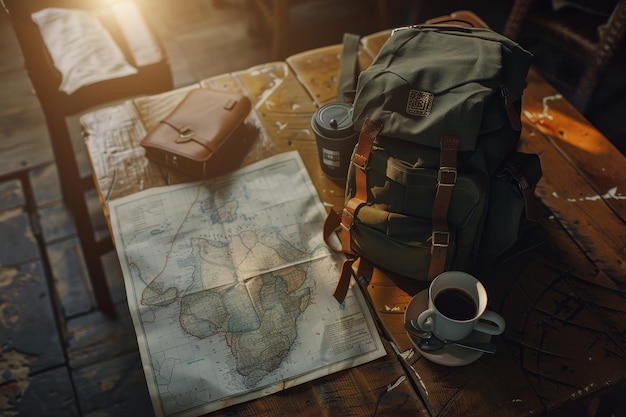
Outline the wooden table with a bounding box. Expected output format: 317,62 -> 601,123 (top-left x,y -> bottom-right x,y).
82,28 -> 626,417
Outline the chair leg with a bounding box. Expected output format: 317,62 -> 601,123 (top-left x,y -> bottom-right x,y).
44,112 -> 116,317
80,217 -> 116,317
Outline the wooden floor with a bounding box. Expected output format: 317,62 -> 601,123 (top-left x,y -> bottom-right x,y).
0,1 -> 621,416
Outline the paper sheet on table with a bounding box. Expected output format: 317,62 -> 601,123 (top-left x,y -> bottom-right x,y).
32,7 -> 137,94
108,151 -> 386,417
32,3 -> 162,95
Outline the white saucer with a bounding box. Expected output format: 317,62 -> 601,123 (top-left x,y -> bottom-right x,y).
404,290 -> 492,366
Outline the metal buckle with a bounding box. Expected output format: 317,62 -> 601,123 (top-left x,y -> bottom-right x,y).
517,175 -> 529,190
340,208 -> 354,232
437,167 -> 457,186
351,153 -> 369,171
391,25 -> 418,36
175,128 -> 194,143
351,160 -> 367,172
431,231 -> 450,247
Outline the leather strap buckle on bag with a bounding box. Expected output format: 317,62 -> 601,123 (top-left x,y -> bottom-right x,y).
175,127 -> 195,143
340,208 -> 354,232
437,167 -> 457,186
432,231 -> 450,247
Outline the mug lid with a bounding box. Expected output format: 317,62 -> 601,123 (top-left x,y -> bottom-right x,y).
312,102 -> 355,138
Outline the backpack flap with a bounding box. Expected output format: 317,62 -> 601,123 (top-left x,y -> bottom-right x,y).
352,25 -> 532,152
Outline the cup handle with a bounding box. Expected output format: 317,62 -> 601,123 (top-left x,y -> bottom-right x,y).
474,310 -> 505,335
416,308 -> 436,332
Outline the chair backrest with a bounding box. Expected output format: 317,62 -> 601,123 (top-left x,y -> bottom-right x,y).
503,0 -> 626,112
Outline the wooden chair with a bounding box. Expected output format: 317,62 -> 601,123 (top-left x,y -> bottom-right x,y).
503,0 -> 626,113
247,0 -> 389,60
4,0 -> 173,316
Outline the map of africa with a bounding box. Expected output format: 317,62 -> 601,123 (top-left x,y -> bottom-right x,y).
108,152 -> 385,417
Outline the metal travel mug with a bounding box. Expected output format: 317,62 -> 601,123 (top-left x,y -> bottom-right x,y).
311,102 -> 358,179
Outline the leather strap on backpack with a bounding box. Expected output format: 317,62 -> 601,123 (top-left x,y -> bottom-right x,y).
322,32 -> 362,255
331,117 -> 383,303
428,135 -> 460,279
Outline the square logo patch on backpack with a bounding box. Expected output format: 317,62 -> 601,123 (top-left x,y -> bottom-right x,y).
406,89 -> 434,116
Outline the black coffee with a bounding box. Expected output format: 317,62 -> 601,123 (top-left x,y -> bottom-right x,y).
434,288 -> 477,321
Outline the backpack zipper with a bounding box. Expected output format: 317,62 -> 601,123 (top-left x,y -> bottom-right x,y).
500,83 -> 522,131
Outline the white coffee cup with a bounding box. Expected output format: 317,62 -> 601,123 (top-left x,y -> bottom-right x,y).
416,271 -> 505,341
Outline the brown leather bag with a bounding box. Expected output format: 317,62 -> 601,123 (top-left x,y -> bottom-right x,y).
140,88 -> 252,178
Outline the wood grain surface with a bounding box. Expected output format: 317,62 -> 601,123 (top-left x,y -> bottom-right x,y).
82,22 -> 626,417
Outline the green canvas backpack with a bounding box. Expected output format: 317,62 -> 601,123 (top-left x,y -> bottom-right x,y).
325,25 -> 543,302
